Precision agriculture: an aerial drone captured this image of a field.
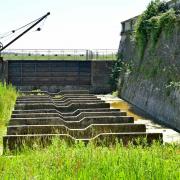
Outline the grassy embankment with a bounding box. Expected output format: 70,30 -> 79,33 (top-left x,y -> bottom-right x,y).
0,83 -> 18,146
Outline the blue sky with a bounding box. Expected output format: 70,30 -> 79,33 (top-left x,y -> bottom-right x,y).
0,0 -> 152,49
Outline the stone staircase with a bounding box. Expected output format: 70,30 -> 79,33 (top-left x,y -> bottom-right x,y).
3,90 -> 163,150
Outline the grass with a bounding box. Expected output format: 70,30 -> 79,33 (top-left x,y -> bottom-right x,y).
0,140 -> 180,179
0,83 -> 18,125
2,54 -> 117,61
0,83 -> 18,147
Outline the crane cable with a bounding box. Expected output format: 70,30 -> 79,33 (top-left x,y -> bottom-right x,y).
0,14 -> 47,40
35,16 -> 48,31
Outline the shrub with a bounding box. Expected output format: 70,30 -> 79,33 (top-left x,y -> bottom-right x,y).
134,0 -> 176,58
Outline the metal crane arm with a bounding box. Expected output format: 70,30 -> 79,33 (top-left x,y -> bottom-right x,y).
0,12 -> 50,52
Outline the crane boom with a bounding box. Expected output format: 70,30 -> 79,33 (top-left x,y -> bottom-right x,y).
0,12 -> 50,52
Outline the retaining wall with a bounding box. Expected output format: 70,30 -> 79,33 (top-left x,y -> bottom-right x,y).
118,18 -> 180,132
0,60 -> 114,93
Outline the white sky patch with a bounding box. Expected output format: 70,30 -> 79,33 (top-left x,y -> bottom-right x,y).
0,0 -> 152,49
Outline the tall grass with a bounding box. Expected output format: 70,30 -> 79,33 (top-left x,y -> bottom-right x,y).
1,140 -> 179,179
0,83 -> 18,147
0,83 -> 18,125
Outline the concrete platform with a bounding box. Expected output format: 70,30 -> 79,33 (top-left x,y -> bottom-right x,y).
16,100 -> 105,106
8,116 -> 134,128
11,112 -> 127,120
3,132 -> 162,150
12,108 -> 121,116
18,94 -> 97,101
15,102 -> 111,112
21,90 -> 90,96
7,124 -> 146,138
18,97 -> 99,102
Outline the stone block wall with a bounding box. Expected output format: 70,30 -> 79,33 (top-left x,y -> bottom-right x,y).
91,61 -> 114,93
118,18 -> 180,132
3,60 -> 114,94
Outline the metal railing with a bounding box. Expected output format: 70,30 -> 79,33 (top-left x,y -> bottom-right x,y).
1,49 -> 117,61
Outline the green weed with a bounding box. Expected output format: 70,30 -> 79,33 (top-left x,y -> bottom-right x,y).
134,0 -> 176,59
0,140 -> 179,179
0,83 -> 18,147
0,83 -> 18,125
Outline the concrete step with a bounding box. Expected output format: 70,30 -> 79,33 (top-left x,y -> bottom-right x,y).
12,108 -> 121,116
19,95 -> 49,98
7,124 -> 146,138
18,95 -> 98,99
53,96 -> 98,101
15,103 -> 110,112
57,90 -> 90,95
19,94 -> 96,101
66,112 -> 127,121
17,96 -> 99,100
16,100 -> 105,106
61,108 -> 122,117
21,90 -> 90,96
16,97 -> 102,101
17,98 -> 50,101
8,116 -> 134,128
3,132 -> 163,150
11,112 -> 127,120
19,93 -> 92,102
17,97 -> 100,103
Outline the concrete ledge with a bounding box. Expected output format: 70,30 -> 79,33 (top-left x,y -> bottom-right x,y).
11,112 -> 127,120
7,124 -> 146,138
17,96 -> 101,101
21,90 -> 90,96
15,103 -> 111,112
3,132 -> 163,151
16,100 -> 105,106
8,116 -> 134,128
18,94 -> 97,101
16,98 -> 102,104
12,108 -> 121,115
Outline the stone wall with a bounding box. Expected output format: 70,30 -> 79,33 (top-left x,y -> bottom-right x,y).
168,0 -> 180,8
1,60 -> 114,94
118,19 -> 180,132
91,61 -> 114,93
